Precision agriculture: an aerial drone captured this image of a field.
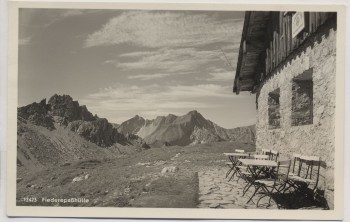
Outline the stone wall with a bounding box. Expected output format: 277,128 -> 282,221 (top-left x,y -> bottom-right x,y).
256,27 -> 336,209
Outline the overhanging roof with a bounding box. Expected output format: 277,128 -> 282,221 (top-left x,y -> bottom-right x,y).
233,12 -> 271,94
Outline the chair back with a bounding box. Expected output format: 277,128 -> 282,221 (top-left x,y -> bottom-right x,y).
298,155 -> 321,189
276,159 -> 292,181
235,149 -> 245,153
261,149 -> 271,155
269,150 -> 279,161
291,153 -> 301,175
261,149 -> 279,161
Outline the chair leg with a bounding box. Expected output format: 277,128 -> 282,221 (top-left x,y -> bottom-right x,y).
242,182 -> 252,196
243,180 -> 254,196
283,183 -> 292,194
257,194 -> 268,207
256,186 -> 274,208
268,195 -> 272,207
277,183 -> 286,193
236,171 -> 243,183
246,185 -> 261,204
228,170 -> 237,181
225,166 -> 233,178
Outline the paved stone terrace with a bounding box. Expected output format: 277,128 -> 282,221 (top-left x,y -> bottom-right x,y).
197,167 -> 277,209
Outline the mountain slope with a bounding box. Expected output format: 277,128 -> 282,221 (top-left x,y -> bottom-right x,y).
17,117 -> 124,169
18,94 -> 132,147
226,125 -> 256,144
17,94 -> 148,168
117,115 -> 146,135
118,110 -> 255,146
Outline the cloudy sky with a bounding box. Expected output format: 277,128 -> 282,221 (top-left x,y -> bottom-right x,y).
18,9 -> 256,128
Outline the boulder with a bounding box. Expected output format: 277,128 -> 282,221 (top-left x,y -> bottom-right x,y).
209,203 -> 220,208
161,166 -> 179,176
72,174 -> 90,183
141,142 -> 150,149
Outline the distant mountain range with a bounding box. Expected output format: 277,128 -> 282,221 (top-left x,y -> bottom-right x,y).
117,110 -> 255,147
17,94 -> 255,165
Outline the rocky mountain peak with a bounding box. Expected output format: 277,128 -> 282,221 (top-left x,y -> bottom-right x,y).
186,110 -> 206,121
47,94 -> 95,123
117,114 -> 146,135
18,98 -> 54,130
48,94 -> 73,104
176,110 -> 208,127
133,115 -> 144,121
18,94 -> 133,147
19,94 -> 96,127
187,110 -> 199,115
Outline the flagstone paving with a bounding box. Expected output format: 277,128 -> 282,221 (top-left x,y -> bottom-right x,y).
197,167 -> 277,209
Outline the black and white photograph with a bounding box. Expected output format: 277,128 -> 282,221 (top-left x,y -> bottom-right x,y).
6,2 -> 345,220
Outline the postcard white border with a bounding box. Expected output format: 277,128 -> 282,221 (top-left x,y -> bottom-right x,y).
7,1 -> 346,220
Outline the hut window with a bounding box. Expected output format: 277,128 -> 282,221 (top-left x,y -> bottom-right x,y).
292,69 -> 313,126
268,88 -> 281,129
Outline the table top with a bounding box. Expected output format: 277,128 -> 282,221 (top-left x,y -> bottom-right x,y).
239,158 -> 278,167
251,154 -> 269,159
224,153 -> 250,157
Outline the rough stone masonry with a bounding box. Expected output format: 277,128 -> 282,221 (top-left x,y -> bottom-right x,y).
256,26 -> 336,209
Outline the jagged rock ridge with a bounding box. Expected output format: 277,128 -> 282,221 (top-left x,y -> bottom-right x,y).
18,94 -> 140,147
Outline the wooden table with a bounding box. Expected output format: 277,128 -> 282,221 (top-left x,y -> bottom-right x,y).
224,153 -> 250,158
224,153 -> 250,181
239,159 -> 277,168
238,158 -> 277,181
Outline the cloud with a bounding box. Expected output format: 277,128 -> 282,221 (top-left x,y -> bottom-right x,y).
80,83 -> 241,122
208,71 -> 234,81
84,11 -> 243,48
127,73 -> 170,80
19,37 -> 32,45
61,10 -> 85,17
105,47 -> 225,74
92,11 -> 243,84
102,60 -> 116,65
119,51 -> 155,58
206,68 -> 235,81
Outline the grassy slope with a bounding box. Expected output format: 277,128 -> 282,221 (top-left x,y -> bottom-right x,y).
17,120 -> 132,167
17,141 -> 255,208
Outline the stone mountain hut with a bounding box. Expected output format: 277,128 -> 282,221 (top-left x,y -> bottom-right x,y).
233,11 -> 337,208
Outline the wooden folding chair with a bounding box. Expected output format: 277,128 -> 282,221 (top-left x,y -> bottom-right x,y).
239,154 -> 272,197
286,155 -> 321,194
261,149 -> 271,155
269,150 -> 279,161
288,153 -> 301,177
253,159 -> 292,208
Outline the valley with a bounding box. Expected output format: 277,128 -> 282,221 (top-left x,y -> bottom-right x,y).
17,141 -> 255,208
16,94 -> 256,208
